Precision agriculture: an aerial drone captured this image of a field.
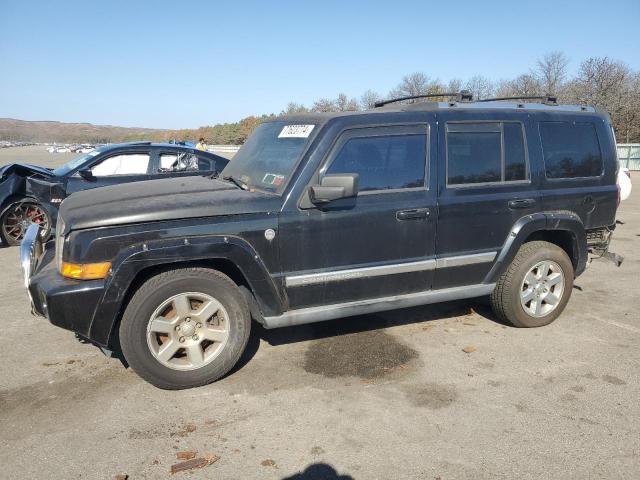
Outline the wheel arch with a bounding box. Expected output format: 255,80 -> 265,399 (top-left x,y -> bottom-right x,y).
484,211 -> 588,283
88,237 -> 284,350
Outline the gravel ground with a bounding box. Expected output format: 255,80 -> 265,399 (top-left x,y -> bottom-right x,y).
0,146 -> 638,479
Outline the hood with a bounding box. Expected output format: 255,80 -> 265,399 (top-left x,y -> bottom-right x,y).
59,176 -> 282,231
0,163 -> 55,180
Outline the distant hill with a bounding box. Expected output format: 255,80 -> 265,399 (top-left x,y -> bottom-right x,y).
0,115 -> 273,145
0,118 -> 166,143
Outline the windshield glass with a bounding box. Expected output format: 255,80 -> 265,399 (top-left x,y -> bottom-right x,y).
52,148 -> 103,176
221,121 -> 316,194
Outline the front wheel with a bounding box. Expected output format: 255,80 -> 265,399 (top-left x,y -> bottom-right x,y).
0,199 -> 51,246
490,240 -> 574,328
119,268 -> 251,389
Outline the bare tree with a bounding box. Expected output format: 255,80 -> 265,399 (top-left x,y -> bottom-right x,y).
389,72 -> 443,99
312,98 -> 337,112
283,102 -> 308,115
360,89 -> 382,109
495,74 -> 543,98
535,51 -> 569,95
564,57 -> 635,141
464,75 -> 495,100
447,78 -> 463,94
335,93 -> 360,111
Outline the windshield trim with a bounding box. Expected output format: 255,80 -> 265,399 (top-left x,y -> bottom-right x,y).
220,121 -> 322,196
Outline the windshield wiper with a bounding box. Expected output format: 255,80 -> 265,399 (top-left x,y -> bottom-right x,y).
221,175 -> 247,190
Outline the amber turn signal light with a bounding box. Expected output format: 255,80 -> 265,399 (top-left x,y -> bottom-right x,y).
60,261 -> 112,280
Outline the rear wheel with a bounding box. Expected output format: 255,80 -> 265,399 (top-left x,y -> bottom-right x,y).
119,268 -> 251,389
0,199 -> 50,246
490,241 -> 574,328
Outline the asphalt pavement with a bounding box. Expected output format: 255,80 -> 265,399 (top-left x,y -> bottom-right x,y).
0,146 -> 638,479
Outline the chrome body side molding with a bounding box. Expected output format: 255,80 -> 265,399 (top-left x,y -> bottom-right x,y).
263,283 -> 495,329
285,258 -> 436,287
284,251 -> 497,287
435,251 -> 497,268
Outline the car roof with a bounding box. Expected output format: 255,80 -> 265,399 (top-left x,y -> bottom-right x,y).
98,142 -> 225,159
276,100 -> 608,126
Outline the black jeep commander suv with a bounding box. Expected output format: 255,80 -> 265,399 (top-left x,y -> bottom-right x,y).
22,93 -> 622,389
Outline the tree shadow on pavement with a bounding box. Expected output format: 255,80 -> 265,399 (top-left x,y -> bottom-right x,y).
281,463 -> 354,480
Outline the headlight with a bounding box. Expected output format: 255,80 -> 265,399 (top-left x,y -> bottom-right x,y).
55,215 -> 111,280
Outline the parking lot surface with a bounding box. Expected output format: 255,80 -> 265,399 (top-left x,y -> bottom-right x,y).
0,147 -> 638,479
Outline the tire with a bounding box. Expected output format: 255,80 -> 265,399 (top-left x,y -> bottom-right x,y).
119,267 -> 251,389
0,199 -> 51,246
490,240 -> 574,328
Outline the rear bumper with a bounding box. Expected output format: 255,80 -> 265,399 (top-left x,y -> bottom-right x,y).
22,225 -> 106,341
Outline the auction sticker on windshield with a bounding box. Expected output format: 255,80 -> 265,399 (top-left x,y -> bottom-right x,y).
278,124 -> 315,138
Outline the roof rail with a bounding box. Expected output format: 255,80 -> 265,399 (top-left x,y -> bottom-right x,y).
374,91 -> 473,108
477,95 -> 558,105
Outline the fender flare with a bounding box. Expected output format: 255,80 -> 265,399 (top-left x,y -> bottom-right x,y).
88,235 -> 285,346
483,211 -> 587,283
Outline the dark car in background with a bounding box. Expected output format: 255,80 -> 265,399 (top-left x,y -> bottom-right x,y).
0,142 -> 228,245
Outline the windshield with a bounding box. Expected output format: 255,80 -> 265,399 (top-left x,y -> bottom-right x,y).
221,121 -> 316,194
52,148 -> 103,176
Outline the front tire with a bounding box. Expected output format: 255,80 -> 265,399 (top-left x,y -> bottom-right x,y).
490,241 -> 574,328
119,268 -> 251,389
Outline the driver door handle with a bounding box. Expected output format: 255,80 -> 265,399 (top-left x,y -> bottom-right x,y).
508,198 -> 536,209
396,208 -> 430,220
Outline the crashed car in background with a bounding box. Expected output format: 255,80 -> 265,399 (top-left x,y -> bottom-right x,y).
0,142 -> 228,245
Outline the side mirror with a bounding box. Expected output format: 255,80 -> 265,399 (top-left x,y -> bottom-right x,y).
309,174 -> 359,205
78,168 -> 95,181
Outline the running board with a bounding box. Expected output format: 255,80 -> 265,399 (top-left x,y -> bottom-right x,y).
262,283 -> 495,329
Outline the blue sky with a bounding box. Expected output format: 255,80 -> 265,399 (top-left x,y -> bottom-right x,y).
1,0 -> 638,129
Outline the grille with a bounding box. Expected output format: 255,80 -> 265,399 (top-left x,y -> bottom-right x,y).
586,228 -> 607,245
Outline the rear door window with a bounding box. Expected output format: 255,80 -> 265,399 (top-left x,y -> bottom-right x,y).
159,152 -> 202,172
539,122 -> 603,178
446,122 -> 528,186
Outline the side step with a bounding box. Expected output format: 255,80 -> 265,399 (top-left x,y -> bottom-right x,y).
262,283 -> 495,329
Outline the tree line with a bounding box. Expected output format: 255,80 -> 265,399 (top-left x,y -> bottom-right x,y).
147,53 -> 638,145
278,53 -> 639,143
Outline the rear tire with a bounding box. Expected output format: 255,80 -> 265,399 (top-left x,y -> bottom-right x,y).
490,241 -> 574,328
119,268 -> 251,389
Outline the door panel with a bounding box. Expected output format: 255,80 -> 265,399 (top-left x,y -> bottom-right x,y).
434,115 -> 538,289
278,123 -> 437,310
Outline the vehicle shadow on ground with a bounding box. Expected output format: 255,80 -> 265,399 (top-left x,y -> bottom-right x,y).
229,296 -> 505,376
281,463 -> 354,479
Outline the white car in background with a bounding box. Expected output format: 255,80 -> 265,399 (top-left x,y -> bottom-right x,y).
618,167 -> 632,201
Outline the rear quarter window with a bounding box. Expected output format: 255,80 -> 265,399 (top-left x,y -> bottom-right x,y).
539,122 -> 603,179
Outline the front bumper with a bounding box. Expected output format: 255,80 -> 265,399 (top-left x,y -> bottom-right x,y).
21,224 -> 105,338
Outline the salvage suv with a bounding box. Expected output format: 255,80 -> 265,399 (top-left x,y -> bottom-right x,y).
22,93 -> 622,389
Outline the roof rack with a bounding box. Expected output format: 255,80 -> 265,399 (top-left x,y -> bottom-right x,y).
477,95 -> 558,105
374,90 -> 473,108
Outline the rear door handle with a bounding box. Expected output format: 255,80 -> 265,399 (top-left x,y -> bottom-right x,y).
396,208 -> 430,220
508,198 -> 536,209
